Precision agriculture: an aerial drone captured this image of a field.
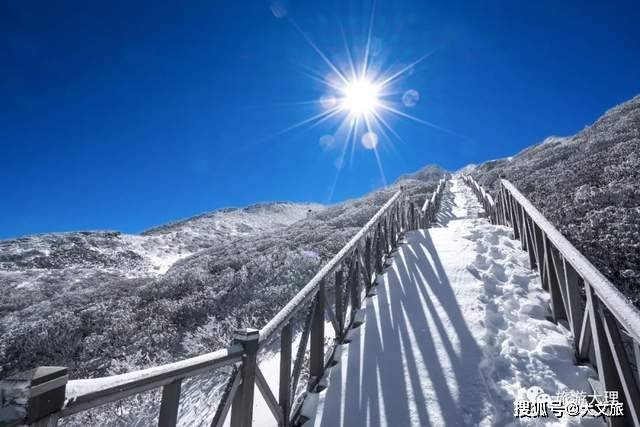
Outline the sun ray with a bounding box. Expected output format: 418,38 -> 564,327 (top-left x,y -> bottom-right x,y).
361,0 -> 377,80
349,116 -> 360,167
377,47 -> 440,89
377,103 -> 461,136
288,17 -> 350,86
341,25 -> 358,81
269,106 -> 342,140
301,69 -> 345,92
372,146 -> 387,186
371,109 -> 403,142
307,108 -> 345,129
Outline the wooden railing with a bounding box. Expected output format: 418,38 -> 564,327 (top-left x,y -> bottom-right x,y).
461,175 -> 497,224
0,179 -> 447,427
463,175 -> 640,427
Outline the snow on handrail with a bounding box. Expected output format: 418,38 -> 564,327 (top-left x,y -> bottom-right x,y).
259,189 -> 403,344
462,175 -> 496,222
501,179 -> 640,343
422,178 -> 445,213
61,345 -> 244,416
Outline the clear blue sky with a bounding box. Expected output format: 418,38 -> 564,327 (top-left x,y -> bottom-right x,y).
2,1 -> 639,239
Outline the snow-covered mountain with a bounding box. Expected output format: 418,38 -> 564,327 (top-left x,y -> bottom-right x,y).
0,202 -> 322,290
465,94 -> 640,305
0,168 -> 445,389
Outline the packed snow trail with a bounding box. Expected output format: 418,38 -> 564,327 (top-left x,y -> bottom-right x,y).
301,179 -> 602,427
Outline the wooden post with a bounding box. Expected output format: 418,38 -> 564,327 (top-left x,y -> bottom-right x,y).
364,236 -> 372,289
278,322 -> 292,426
375,224 -> 383,274
563,259 -> 585,356
532,225 -> 548,291
335,269 -> 344,336
0,367 -> 67,426
351,251 -> 361,312
510,195 -> 520,240
158,379 -> 182,427
519,204 -> 527,251
500,187 -> 508,226
410,202 -> 415,230
599,308 -> 640,426
309,283 -> 326,389
231,329 -> 260,427
523,214 -> 537,270
543,236 -> 568,323
390,215 -> 396,247
584,285 -> 626,427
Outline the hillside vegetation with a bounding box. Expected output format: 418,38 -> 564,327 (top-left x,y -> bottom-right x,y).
469,95 -> 640,305
0,167 -> 445,383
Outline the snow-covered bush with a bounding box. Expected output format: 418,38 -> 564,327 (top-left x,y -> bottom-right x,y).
0,166 -> 445,386
470,95 -> 640,305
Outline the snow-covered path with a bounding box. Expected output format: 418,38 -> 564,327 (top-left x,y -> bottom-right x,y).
303,179 -> 601,426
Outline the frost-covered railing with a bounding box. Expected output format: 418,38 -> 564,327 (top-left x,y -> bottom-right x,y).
464,176 -> 640,427
0,181 -> 447,427
462,175 -> 496,223
420,178 -> 446,228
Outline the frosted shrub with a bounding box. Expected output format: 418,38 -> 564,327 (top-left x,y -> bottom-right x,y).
472,95 -> 640,305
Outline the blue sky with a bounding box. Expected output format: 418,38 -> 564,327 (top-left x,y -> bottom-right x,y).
1,0 -> 639,239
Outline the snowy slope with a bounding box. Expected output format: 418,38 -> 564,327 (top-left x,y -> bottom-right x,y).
300,179 -> 602,426
0,202 -> 322,289
0,202 -> 322,384
465,94 -> 640,305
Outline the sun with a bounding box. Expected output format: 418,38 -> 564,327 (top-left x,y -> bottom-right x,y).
340,79 -> 381,117
272,3 -> 447,196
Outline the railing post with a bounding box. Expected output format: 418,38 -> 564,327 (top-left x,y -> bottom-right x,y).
158,379 -> 182,427
563,259 -> 585,355
499,184 -> 507,225
509,194 -> 520,240
390,214 -> 396,247
410,202 -> 415,230
543,236 -> 568,323
309,282 -> 326,389
364,236 -> 372,288
523,214 -> 537,270
335,269 -> 344,335
584,285 -> 626,427
278,322 -> 292,426
515,203 -> 525,250
0,366 -> 67,427
351,251 -> 361,312
383,216 -> 390,253
231,329 -> 260,427
375,223 -> 383,274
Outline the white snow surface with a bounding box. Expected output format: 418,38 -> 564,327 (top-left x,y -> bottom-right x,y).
0,202 -> 322,289
289,179 -> 603,427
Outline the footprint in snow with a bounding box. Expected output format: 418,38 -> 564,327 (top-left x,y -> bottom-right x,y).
488,246 -> 505,260
487,262 -> 508,283
466,264 -> 483,280
473,253 -> 490,270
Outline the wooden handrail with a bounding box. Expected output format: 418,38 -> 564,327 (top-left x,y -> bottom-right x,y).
500,179 -> 640,344
60,345 -> 244,417
259,189 -> 403,345
463,175 -> 640,426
